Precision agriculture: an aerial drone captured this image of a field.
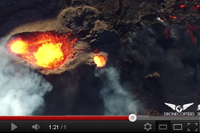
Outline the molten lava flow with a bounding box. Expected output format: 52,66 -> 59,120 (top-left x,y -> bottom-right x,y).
165,27 -> 169,39
180,5 -> 186,8
169,15 -> 177,19
188,24 -> 197,31
10,39 -> 27,54
187,29 -> 196,44
7,31 -> 77,70
94,55 -> 106,67
34,43 -> 64,68
191,5 -> 200,11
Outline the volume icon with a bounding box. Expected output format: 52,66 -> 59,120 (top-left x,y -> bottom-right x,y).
32,124 -> 40,130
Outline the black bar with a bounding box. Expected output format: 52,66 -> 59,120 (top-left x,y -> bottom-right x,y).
0,120 -> 199,132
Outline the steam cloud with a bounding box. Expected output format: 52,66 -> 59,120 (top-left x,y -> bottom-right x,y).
0,38 -> 52,115
96,67 -> 137,115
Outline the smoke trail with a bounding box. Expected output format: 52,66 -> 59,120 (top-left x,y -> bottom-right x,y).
0,38 -> 52,115
96,67 -> 137,115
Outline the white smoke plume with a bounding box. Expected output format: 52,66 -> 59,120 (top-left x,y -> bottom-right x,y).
0,38 -> 52,115
96,67 -> 137,115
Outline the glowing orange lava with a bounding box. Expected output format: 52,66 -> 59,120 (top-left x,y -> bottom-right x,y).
10,39 -> 27,54
7,31 -> 77,70
169,15 -> 177,19
180,5 -> 186,8
94,55 -> 106,67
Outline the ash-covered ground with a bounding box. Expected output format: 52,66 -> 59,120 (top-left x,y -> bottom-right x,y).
0,0 -> 199,115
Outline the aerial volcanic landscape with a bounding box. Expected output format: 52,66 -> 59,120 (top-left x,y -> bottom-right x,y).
0,0 -> 199,116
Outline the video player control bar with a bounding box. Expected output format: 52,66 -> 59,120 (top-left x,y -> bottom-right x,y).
0,116 -> 199,132
0,120 -> 198,132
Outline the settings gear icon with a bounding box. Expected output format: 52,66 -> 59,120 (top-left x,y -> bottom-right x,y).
144,122 -> 152,131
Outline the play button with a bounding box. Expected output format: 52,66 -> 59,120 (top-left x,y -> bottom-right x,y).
0,121 -> 28,132
11,123 -> 17,131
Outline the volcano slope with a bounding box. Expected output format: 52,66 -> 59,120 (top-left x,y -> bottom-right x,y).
0,0 -> 199,115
